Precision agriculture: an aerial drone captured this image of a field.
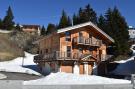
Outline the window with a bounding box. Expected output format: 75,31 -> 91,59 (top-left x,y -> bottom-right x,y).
67,46 -> 71,57
65,31 -> 71,41
79,31 -> 83,37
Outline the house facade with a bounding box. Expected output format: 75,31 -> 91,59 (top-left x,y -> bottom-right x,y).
21,25 -> 41,35
128,26 -> 135,39
34,22 -> 114,75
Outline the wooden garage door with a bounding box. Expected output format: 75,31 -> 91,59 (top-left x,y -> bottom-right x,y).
88,64 -> 93,75
79,64 -> 84,74
61,65 -> 73,73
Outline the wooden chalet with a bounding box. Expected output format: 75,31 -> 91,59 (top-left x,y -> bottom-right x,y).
34,21 -> 114,75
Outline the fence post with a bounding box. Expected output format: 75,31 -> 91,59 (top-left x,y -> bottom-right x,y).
131,74 -> 135,89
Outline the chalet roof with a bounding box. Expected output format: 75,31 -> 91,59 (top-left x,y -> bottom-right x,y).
22,24 -> 40,29
57,21 -> 114,43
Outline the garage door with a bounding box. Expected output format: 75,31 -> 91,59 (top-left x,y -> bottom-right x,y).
61,65 -> 73,73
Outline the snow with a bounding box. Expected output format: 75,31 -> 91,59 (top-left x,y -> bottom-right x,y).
0,52 -> 41,75
111,45 -> 135,76
0,29 -> 12,33
0,73 -> 7,79
24,72 -> 130,85
112,56 -> 135,76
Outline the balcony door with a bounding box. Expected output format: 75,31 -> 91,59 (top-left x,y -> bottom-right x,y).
67,46 -> 71,58
79,32 -> 83,43
62,46 -> 71,58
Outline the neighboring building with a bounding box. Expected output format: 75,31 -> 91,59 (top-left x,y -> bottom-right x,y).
34,22 -> 114,75
128,26 -> 135,39
21,25 -> 41,35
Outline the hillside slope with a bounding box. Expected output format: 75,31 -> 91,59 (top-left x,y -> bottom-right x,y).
0,33 -> 24,61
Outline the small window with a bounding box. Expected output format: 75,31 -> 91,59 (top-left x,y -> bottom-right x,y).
79,31 -> 83,37
65,31 -> 71,41
67,46 -> 71,57
67,46 -> 71,52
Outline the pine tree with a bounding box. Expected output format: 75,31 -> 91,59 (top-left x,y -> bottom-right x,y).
78,8 -> 86,23
0,19 -> 2,29
85,4 -> 97,24
73,14 -> 79,25
40,25 -> 46,36
104,7 -> 129,56
46,23 -> 56,35
58,10 -> 71,28
2,6 -> 15,30
76,4 -> 97,24
105,8 -> 114,37
97,15 -> 107,33
67,16 -> 72,26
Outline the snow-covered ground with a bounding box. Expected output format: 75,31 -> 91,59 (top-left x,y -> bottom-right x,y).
0,73 -> 7,79
111,45 -> 135,76
0,29 -> 12,33
0,52 -> 41,75
0,47 -> 134,84
24,72 -> 130,85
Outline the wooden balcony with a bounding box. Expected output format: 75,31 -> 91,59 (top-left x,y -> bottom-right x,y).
100,54 -> 113,61
73,37 -> 85,44
34,51 -> 98,63
73,37 -> 102,46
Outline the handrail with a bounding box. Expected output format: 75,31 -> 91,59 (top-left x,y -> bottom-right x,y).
74,37 -> 102,46
101,54 -> 113,61
34,51 -> 99,62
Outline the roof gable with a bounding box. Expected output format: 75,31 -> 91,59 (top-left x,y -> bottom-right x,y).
57,22 -> 114,43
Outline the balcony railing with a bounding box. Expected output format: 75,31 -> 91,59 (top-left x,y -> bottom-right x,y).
34,51 -> 99,63
74,36 -> 85,44
100,54 -> 113,61
74,37 -> 102,46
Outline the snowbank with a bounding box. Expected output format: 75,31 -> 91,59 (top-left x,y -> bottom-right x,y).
0,52 -> 41,75
111,45 -> 135,76
24,72 -> 130,85
0,29 -> 12,33
0,73 -> 7,79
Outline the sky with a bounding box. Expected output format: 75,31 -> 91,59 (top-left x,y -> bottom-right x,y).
0,0 -> 134,27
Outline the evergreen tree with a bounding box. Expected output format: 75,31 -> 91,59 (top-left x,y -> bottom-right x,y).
84,4 -> 97,24
46,23 -> 56,35
105,8 -> 114,36
58,10 -> 71,28
40,25 -> 46,36
97,15 -> 107,33
73,14 -> 79,25
67,16 -> 72,26
2,6 -> 15,30
0,19 -> 2,29
104,7 -> 129,56
78,8 -> 86,23
75,4 -> 97,24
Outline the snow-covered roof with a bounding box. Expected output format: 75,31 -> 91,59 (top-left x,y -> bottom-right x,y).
57,22 -> 114,43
